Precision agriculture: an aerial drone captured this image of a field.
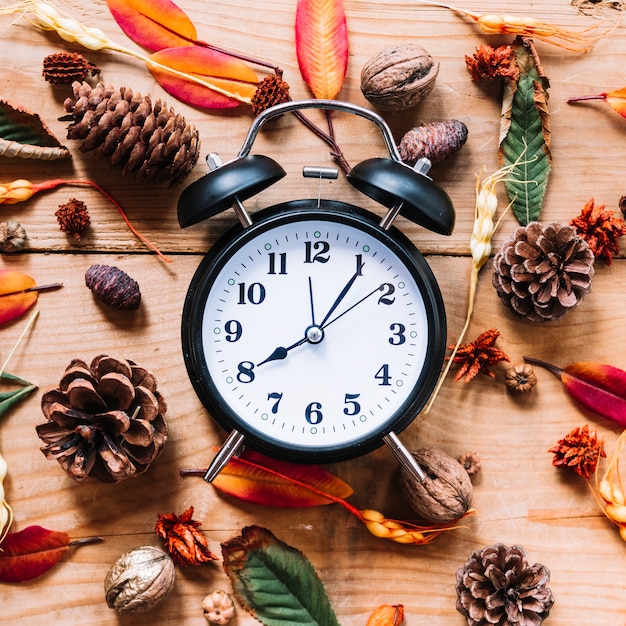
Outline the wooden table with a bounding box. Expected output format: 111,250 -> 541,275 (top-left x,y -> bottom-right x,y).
1,0 -> 625,623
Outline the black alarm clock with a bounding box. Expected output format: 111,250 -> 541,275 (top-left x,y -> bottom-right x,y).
177,100 -> 454,483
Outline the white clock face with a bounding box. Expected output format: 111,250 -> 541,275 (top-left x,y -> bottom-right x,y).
193,210 -> 441,455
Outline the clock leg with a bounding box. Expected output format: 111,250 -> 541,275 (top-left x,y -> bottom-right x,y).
203,430 -> 246,482
383,431 -> 426,483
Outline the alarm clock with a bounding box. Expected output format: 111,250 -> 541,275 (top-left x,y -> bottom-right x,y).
178,100 -> 455,483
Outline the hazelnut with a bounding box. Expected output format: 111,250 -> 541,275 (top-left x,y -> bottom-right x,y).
104,545 -> 175,614
360,43 -> 439,111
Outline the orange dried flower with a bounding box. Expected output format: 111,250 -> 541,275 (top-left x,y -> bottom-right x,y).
155,506 -> 218,566
549,424 -> 606,479
464,44 -> 519,81
251,74 -> 291,117
448,328 -> 510,383
55,198 -> 90,239
570,198 -> 626,265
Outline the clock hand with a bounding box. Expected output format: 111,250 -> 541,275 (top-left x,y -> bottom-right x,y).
308,276 -> 316,325
321,283 -> 386,329
319,256 -> 364,326
256,336 -> 308,366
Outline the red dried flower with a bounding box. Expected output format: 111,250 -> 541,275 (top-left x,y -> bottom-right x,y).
55,198 -> 90,240
251,74 -> 291,117
549,424 -> 606,479
155,506 -> 218,566
448,328 -> 510,383
465,44 -> 519,81
570,198 -> 626,265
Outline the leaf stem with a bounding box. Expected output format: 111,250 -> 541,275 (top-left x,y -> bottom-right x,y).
0,283 -> 63,298
68,536 -> 104,548
523,356 -> 563,377
567,94 -> 606,103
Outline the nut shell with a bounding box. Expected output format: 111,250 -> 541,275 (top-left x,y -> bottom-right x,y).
104,545 -> 175,614
361,43 -> 439,111
399,448 -> 473,523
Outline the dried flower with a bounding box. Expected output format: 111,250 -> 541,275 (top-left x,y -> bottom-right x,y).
549,424 -> 606,479
0,221 -> 27,253
458,452 -> 481,476
85,264 -> 141,310
504,362 -> 537,393
251,74 -> 291,117
448,328 -> 509,383
465,44 -> 519,81
570,198 -> 626,265
42,51 -> 100,84
155,506 -> 218,566
597,430 -> 626,540
55,198 -> 90,239
202,590 -> 235,625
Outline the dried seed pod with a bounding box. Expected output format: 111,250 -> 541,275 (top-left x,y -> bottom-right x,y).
505,362 -> 537,393
399,120 -> 469,166
0,220 -> 27,252
399,448 -> 473,523
361,43 -> 439,111
43,51 -> 100,84
104,545 -> 175,614
55,198 -> 90,239
85,264 -> 141,310
202,590 -> 236,625
458,452 -> 481,477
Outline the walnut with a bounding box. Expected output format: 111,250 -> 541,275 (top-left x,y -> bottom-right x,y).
104,545 -> 175,614
360,43 -> 439,112
399,447 -> 473,523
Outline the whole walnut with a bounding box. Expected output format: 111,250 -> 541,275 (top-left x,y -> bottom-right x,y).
361,43 -> 439,111
104,545 -> 175,614
399,448 -> 473,523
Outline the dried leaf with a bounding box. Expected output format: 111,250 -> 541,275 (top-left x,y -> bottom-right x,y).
295,0 -> 348,99
221,525 -> 341,626
0,100 -> 70,160
211,449 -> 353,507
525,357 -> 626,427
149,47 -> 258,109
0,375 -> 37,418
498,38 -> 551,226
0,269 -> 38,324
568,86 -> 626,119
366,604 -> 405,626
106,0 -> 197,51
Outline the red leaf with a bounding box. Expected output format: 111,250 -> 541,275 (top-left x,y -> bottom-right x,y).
525,357 -> 626,426
0,526 -> 70,582
212,449 -> 354,507
149,47 -> 258,109
106,0 -> 197,51
0,269 -> 37,325
295,0 -> 348,100
568,87 -> 626,119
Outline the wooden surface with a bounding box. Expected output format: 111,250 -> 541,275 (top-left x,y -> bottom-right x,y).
1,0 -> 626,624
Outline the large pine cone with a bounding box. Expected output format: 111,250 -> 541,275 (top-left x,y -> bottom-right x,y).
63,81 -> 200,185
456,543 -> 555,626
492,221 -> 594,322
36,355 -> 168,483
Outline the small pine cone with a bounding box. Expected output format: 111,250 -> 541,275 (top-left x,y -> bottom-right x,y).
36,355 -> 168,483
85,264 -> 141,310
398,120 -> 468,166
43,52 -> 100,84
63,81 -> 200,185
55,198 -> 90,239
492,221 -> 595,322
251,75 -> 291,117
456,543 -> 555,626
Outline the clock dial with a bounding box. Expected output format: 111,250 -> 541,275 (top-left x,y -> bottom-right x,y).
182,201 -> 445,461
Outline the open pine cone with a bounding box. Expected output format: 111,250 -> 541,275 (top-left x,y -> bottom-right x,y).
492,221 -> 594,322
456,543 -> 555,626
63,81 -> 200,185
36,355 -> 168,483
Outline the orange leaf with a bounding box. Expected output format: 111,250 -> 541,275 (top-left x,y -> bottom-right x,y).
106,0 -> 197,51
149,47 -> 259,109
295,0 -> 348,100
212,449 -> 353,507
568,87 -> 626,119
366,604 -> 405,626
0,269 -> 37,325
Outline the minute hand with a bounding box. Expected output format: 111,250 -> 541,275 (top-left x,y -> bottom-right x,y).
319,261 -> 364,326
321,284 -> 386,329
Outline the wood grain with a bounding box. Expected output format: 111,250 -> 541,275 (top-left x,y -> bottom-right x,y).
1,0 -> 626,624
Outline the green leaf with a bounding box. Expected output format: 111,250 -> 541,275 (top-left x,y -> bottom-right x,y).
499,38 -> 551,226
0,373 -> 36,419
221,526 -> 340,626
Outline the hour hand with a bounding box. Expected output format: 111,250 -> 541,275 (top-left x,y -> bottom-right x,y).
256,337 -> 307,366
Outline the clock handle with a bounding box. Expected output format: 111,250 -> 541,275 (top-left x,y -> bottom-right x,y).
383,431 -> 426,483
203,430 -> 246,482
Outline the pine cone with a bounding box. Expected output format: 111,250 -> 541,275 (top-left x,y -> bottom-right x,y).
456,543 -> 555,626
43,52 -> 100,84
36,355 -> 168,483
63,81 -> 200,185
492,221 -> 594,322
